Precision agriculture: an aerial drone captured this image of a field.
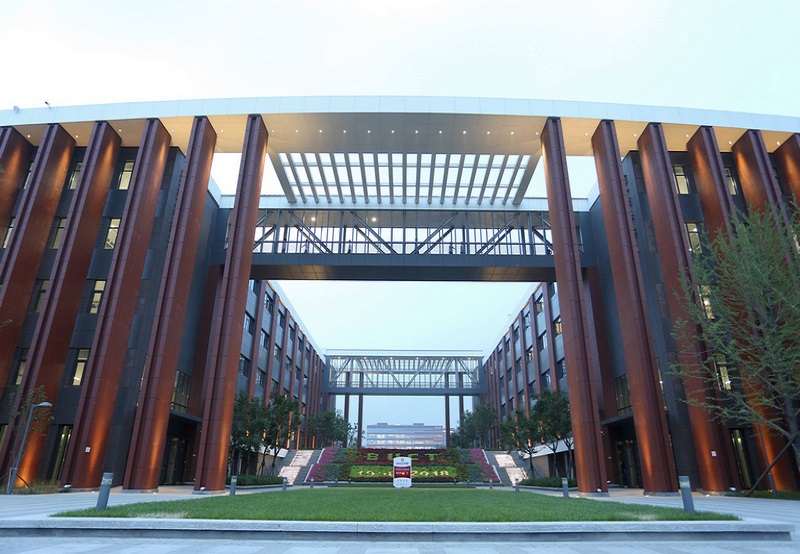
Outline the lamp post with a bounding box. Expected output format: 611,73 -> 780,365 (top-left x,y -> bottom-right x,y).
6,401 -> 52,495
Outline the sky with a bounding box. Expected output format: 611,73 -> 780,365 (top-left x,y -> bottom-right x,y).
2,1 -> 798,429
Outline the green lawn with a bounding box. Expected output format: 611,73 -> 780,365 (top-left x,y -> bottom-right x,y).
57,488 -> 736,522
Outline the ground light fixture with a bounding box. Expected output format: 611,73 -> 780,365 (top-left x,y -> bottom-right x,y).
6,401 -> 52,495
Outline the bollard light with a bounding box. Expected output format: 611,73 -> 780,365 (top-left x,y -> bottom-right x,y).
562,477 -> 569,499
282,477 -> 287,491
514,479 -> 520,493
96,473 -> 113,510
230,475 -> 237,496
678,475 -> 695,514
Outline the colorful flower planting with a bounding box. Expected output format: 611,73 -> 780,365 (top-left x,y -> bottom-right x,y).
305,448 -> 500,483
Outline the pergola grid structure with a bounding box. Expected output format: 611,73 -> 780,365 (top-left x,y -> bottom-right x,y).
326,352 -> 484,396
277,151 -> 533,206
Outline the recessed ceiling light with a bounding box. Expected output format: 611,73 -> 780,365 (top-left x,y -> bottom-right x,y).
584,132 -> 588,136
415,130 -> 418,134
295,129 -> 298,133
27,134 -> 30,138
729,140 -> 732,144
311,217 -> 316,221
171,129 -> 174,133
371,217 -> 377,222
486,131 -> 491,135
319,129 -> 322,133
510,131 -> 515,135
367,130 -> 371,134
343,130 -> 347,133
75,134 -> 78,138
438,130 -> 442,134
633,133 -> 637,137
271,129 -> 275,133
777,141 -> 781,145
220,129 -> 224,133
391,130 -> 395,133
462,130 -> 466,135
118,129 -> 122,132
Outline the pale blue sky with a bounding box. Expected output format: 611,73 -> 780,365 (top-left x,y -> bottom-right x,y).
2,0 -> 797,427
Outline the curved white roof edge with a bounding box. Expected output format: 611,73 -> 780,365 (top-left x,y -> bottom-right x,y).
3,95 -> 800,133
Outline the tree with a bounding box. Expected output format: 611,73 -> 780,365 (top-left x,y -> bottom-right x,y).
261,391 -> 301,475
499,408 -> 541,477
530,389 -> 572,478
305,409 -> 350,447
453,403 -> 497,448
672,208 -> 800,475
230,390 -> 268,475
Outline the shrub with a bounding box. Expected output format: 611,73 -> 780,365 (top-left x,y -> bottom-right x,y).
226,474 -> 283,486
519,476 -> 577,488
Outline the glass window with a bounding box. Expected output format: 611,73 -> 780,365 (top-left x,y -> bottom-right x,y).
553,316 -> 563,335
12,348 -> 28,386
118,160 -> 134,190
244,313 -> 255,334
724,167 -> 739,196
537,331 -> 548,352
104,218 -> 121,249
278,312 -> 286,329
71,349 -> 90,386
32,279 -> 48,312
698,285 -> 714,319
685,222 -> 702,253
260,329 -> 269,349
672,165 -> 691,195
534,294 -> 544,313
238,355 -> 251,378
89,280 -> 105,314
171,371 -> 190,413
2,217 -> 14,248
614,374 -> 632,414
556,358 -> 566,379
50,218 -> 66,249
68,161 -> 83,190
713,354 -> 732,391
256,369 -> 267,387
265,294 -> 274,313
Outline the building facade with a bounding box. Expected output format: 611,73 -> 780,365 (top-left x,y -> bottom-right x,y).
1,96 -> 799,494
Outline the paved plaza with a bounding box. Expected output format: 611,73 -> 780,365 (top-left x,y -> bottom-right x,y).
0,486 -> 796,553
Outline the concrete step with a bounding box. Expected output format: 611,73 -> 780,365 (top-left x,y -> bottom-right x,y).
278,449 -> 320,485
486,451 -> 530,486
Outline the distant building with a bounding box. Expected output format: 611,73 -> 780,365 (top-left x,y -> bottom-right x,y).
364,423 -> 446,449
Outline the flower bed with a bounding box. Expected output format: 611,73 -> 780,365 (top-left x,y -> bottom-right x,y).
305,447 -> 499,483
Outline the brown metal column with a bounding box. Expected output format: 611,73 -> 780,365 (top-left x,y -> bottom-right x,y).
731,129 -> 798,490
124,117 -> 217,491
0,124 -> 74,388
774,134 -> 800,205
733,130 -> 790,226
193,115 -> 267,492
686,126 -> 748,491
0,128 -> 33,248
62,119 -> 171,489
593,120 -> 679,493
11,123 -> 120,486
540,117 -> 607,494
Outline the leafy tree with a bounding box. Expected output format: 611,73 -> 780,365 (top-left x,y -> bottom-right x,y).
499,407 -> 541,476
672,208 -> 800,475
262,391 -> 301,475
229,390 -> 268,475
530,389 -> 572,478
306,409 -> 350,447
453,403 -> 497,449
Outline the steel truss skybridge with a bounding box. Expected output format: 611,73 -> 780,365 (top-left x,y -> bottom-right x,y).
325,351 -> 484,396
243,197 -> 594,281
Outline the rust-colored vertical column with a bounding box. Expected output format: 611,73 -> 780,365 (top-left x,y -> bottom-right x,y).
62,119 -> 171,489
0,127 -> 33,244
124,117 -> 216,491
774,134 -> 800,205
733,130 -> 790,227
193,116 -> 267,492
540,118 -> 607,493
11,123 -> 120,486
0,124 -> 73,388
593,120 -> 679,493
731,130 -> 798,490
686,126 -> 747,490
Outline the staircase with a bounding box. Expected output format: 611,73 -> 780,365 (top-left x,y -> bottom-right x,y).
485,451 -> 529,486
278,449 -> 320,485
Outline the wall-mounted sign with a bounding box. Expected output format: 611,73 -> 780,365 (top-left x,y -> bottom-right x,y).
393,456 -> 412,488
